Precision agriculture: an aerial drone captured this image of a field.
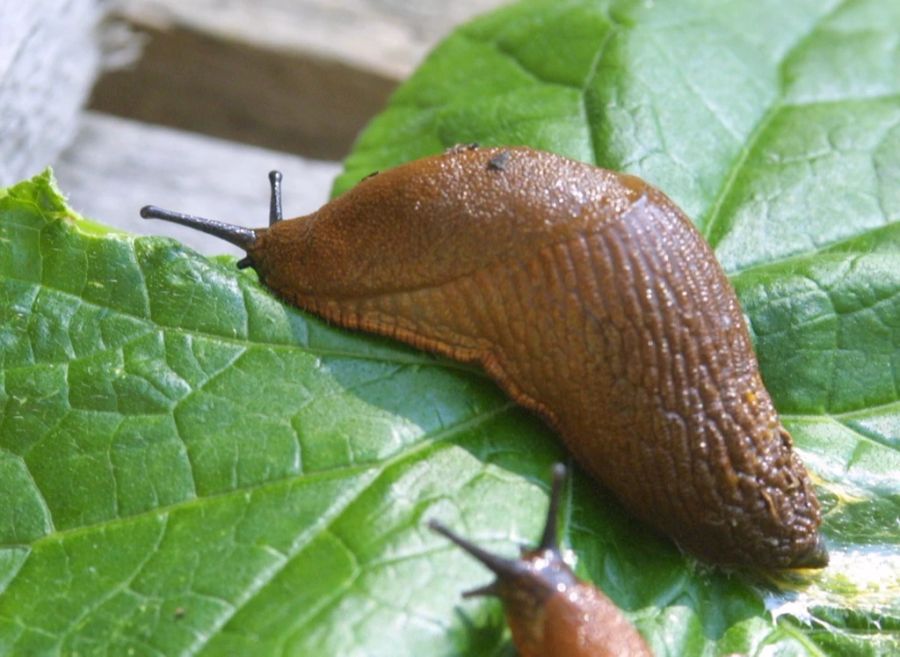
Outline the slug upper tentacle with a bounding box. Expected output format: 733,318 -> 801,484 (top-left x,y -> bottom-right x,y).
268,170 -> 283,226
140,145 -> 826,570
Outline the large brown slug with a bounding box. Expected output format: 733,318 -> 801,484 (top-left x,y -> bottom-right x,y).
141,145 -> 827,569
430,464 -> 654,657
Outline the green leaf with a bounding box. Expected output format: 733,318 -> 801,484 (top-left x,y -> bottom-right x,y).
1,1 -> 898,656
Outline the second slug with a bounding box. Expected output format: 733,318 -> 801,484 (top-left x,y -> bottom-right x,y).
430,464 -> 654,657
141,146 -> 827,570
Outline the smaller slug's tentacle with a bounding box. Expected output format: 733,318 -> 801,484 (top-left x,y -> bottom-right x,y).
269,170 -> 283,225
538,462 -> 566,551
429,465 -> 653,657
427,521 -> 527,588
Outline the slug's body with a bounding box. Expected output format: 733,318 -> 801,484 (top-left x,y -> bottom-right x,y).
142,146 -> 826,569
430,465 -> 653,657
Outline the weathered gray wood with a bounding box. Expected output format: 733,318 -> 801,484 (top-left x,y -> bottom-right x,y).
53,112 -> 341,256
89,23 -> 397,161
0,0 -> 105,185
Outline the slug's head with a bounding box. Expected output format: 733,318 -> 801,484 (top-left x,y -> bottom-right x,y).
429,464 -> 578,655
429,464 -> 576,619
429,465 -> 653,657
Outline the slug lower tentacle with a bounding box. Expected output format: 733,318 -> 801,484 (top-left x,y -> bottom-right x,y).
140,146 -> 826,570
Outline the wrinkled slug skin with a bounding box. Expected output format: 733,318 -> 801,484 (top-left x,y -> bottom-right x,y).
250,147 -> 824,568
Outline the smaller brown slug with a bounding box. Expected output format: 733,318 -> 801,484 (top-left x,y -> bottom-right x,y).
429,464 -> 653,657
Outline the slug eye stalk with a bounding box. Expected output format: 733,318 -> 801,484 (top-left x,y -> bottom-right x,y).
140,205 -> 258,250
427,519 -> 527,589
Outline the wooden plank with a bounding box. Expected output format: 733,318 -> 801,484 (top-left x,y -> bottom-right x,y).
53,112 -> 342,257
90,0 -> 510,159
89,24 -> 396,161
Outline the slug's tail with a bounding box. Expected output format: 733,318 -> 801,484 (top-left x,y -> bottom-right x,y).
791,532 -> 829,569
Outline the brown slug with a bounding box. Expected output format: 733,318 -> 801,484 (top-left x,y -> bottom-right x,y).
429,464 -> 653,657
140,145 -> 827,569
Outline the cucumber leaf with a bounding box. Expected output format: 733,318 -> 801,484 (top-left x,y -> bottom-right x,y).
2,0 -> 899,655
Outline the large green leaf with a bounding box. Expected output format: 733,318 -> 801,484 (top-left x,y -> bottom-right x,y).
1,0 -> 898,656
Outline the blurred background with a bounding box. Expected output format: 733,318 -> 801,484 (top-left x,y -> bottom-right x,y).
0,0 -> 508,255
